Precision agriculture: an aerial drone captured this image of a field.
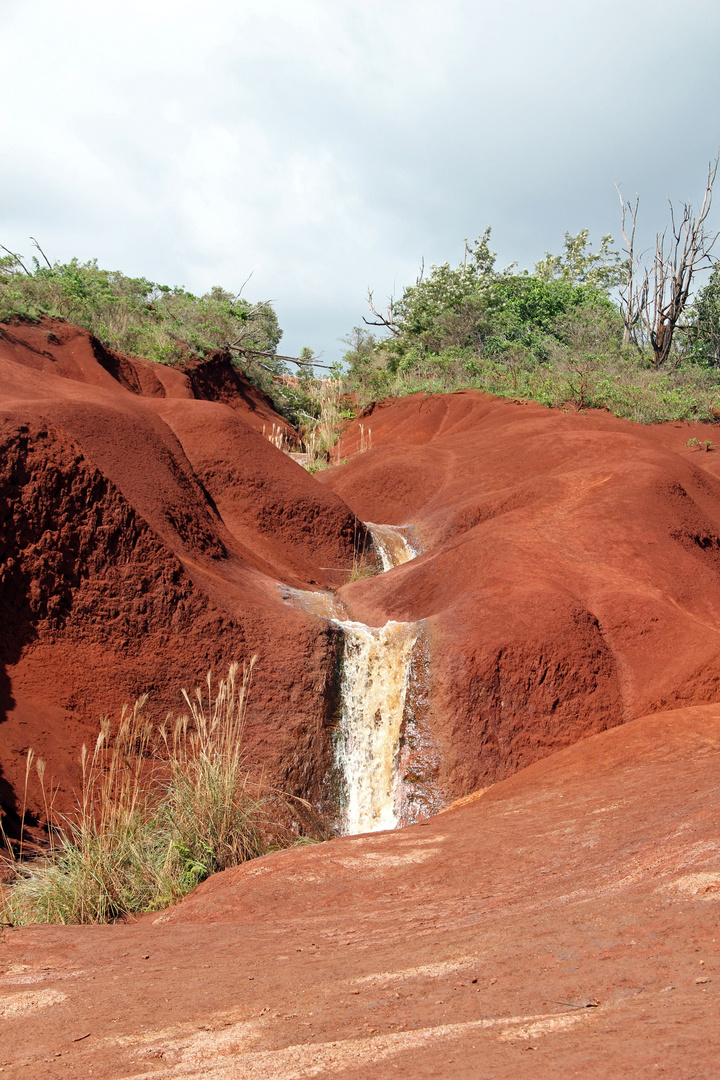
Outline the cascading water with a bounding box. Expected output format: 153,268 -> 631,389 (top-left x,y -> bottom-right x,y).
334,618 -> 418,834
365,522 -> 417,572
280,520 -> 421,835
332,523 -> 420,834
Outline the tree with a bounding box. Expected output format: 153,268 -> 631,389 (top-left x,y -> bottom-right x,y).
688,265 -> 720,366
617,155 -> 720,365
534,230 -> 624,293
351,229 -> 620,391
363,229 -> 497,355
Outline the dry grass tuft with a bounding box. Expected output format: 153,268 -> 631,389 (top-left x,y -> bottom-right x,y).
0,660 -> 281,925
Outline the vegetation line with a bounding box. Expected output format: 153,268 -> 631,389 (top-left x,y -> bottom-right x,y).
343,220 -> 720,425
3,158 -> 720,429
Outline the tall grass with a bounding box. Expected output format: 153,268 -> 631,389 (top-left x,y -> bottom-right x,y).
0,661 -> 275,925
299,380 -> 348,472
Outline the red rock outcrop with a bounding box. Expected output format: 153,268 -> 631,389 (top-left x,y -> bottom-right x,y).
0,319 -> 366,836
321,391 -> 720,801
5,326 -> 720,839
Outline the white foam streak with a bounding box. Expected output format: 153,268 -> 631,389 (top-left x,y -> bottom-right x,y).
334,619 -> 418,834
366,523 -> 417,572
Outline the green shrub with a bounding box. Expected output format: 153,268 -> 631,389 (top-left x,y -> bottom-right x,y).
0,256 -> 281,362
343,231 -> 720,425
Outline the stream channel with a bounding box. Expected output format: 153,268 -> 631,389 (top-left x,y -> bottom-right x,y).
281,523 -> 421,835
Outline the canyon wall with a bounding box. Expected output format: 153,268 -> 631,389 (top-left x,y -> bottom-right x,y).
4,319 -> 720,836
0,319 -> 364,835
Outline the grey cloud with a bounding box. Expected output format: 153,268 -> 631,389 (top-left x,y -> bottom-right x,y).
1,0 -> 719,362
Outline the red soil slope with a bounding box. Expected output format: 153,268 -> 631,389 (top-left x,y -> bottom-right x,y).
2,704 -> 718,1077
0,319 -> 367,834
3,337 -> 720,1074
5,336 -> 720,830
320,392 -> 720,802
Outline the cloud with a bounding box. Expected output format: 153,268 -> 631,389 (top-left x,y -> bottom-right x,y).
1,0 -> 719,360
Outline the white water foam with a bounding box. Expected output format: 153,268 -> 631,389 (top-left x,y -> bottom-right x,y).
366,523 -> 417,572
280,522 -> 420,835
334,619 -> 418,834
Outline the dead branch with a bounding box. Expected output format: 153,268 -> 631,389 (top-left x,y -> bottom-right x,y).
617,154 -> 720,365
616,187 -> 644,345
232,270 -> 254,303
229,345 -> 333,371
29,237 -> 52,269
0,245 -> 30,275
363,289 -> 401,336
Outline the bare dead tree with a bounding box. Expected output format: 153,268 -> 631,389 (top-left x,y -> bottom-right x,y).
617,155 -> 720,365
616,189 -> 646,345
363,289 -> 401,336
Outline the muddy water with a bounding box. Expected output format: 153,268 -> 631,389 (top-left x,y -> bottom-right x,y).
334,619 -> 418,833
281,522 -> 421,835
365,522 -> 417,572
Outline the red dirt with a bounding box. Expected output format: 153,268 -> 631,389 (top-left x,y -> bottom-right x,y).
2,704 -> 718,1077
321,392 -> 720,800
0,319 -> 365,834
3,335 -> 720,1073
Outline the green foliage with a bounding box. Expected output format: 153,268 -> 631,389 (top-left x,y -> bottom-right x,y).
686,437 -> 713,451
388,230 -> 497,357
344,230 -> 720,424
350,230 -> 622,389
0,255 -> 281,364
486,275 -> 616,361
534,229 -> 625,292
687,265 -> 720,366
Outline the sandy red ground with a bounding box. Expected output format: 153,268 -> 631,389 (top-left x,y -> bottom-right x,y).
2,704 -> 718,1077
1,321 -> 719,1075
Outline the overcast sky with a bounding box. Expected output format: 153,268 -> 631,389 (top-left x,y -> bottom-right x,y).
2,0 -> 719,363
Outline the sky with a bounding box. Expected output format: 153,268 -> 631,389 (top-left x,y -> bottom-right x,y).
1,0 -> 720,364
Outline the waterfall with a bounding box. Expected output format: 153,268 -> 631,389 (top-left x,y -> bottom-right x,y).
333,522 -> 420,834
366,522 -> 417,572
334,619 -> 418,834
280,520 -> 421,835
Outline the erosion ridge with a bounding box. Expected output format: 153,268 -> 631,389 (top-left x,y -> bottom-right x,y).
0,318 -> 365,835
2,320 -> 720,1074
4,321 -> 720,823
322,392 -> 720,797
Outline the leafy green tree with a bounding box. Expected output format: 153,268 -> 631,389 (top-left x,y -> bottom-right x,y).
688,265 -> 720,366
487,274 -> 615,358
364,229 -> 497,360
347,229 -> 618,390
534,230 -> 624,293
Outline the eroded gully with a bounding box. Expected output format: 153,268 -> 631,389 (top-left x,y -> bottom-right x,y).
281,523 -> 426,836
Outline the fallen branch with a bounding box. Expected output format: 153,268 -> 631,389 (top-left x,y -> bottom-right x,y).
230,345 -> 334,371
